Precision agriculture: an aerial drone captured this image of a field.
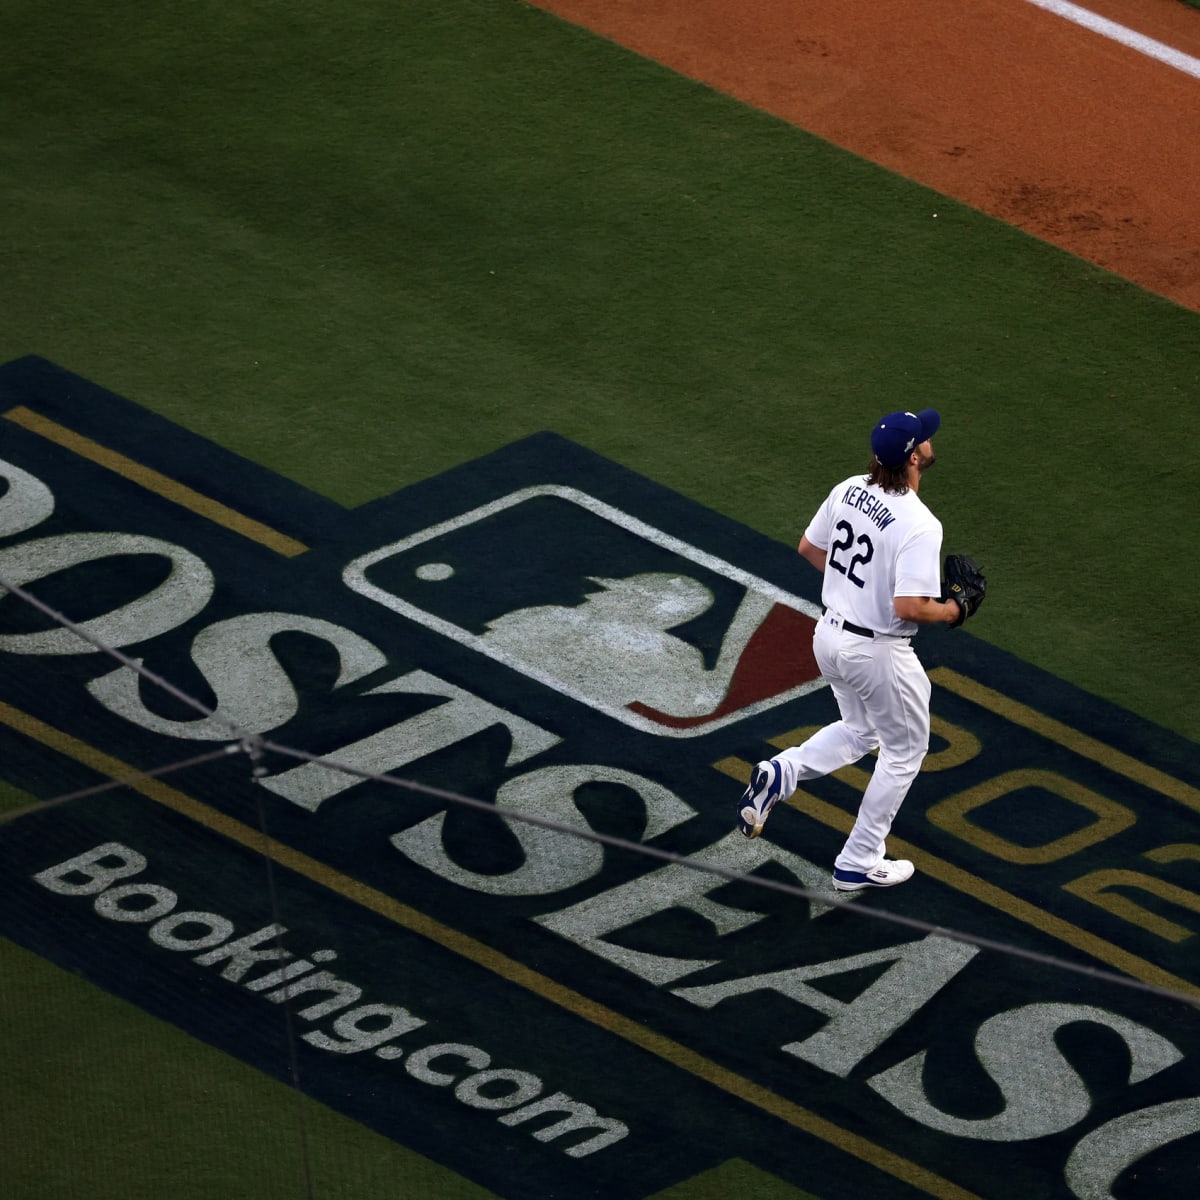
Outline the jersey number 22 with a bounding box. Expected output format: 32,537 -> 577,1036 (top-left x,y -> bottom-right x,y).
828,520 -> 873,588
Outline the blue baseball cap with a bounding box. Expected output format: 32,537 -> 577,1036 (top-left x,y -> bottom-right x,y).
870,409 -> 941,468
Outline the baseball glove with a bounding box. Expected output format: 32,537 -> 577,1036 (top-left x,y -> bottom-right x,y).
943,554 -> 986,628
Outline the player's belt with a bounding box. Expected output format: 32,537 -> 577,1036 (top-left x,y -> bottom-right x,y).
824,609 -> 882,639
841,619 -> 876,639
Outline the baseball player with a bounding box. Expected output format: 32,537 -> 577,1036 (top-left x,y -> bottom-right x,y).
735,409 -> 985,890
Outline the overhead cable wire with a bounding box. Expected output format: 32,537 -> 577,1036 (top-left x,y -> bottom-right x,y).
0,743 -> 242,825
2,570 -> 1198,1014
254,736 -> 1200,1012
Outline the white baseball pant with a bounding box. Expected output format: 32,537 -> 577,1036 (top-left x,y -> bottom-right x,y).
770,612 -> 931,873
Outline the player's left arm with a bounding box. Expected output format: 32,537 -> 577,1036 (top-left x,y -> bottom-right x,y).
893,524 -> 957,624
894,595 -> 961,625
798,535 -> 827,573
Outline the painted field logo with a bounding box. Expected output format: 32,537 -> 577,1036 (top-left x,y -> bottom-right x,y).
344,484 -> 823,735
2,357 -> 1199,1200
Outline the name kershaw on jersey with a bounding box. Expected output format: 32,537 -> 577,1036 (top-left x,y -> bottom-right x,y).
839,484 -> 897,531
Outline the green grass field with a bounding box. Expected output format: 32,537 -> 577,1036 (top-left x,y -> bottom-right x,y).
2,1 -> 1198,1197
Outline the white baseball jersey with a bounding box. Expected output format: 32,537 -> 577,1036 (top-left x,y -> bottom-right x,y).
804,474 -> 943,636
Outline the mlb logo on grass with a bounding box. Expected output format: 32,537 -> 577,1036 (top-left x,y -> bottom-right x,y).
344,485 -> 825,735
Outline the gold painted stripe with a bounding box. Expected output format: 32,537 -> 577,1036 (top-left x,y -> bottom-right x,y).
3,405 -> 309,558
930,667 -> 1200,815
0,701 -> 981,1200
714,756 -> 1199,1001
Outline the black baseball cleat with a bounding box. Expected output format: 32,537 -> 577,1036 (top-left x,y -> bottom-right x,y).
737,760 -> 784,838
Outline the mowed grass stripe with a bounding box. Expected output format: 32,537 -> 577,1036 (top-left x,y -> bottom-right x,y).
3,406 -> 309,558
0,700 -> 983,1200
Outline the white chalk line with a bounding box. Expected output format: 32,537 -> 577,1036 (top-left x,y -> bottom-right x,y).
1023,0 -> 1200,80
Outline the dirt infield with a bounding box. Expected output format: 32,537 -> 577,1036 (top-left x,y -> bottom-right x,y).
530,0 -> 1200,312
